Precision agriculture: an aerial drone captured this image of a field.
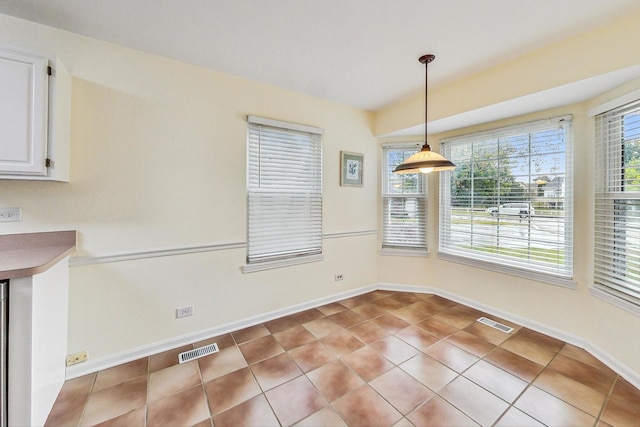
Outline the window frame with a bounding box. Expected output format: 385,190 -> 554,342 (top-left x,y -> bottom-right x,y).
593,99 -> 640,312
438,115 -> 575,287
243,116 -> 323,273
381,142 -> 428,255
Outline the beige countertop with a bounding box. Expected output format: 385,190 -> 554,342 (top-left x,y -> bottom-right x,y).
0,230 -> 76,280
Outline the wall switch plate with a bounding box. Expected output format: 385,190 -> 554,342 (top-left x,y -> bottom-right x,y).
176,305 -> 194,318
334,273 -> 344,281
0,207 -> 21,222
66,350 -> 89,366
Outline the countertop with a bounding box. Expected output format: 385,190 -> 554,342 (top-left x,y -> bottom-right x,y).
0,230 -> 76,280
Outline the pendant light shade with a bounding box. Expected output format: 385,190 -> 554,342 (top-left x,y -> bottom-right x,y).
393,54 -> 455,174
392,145 -> 456,174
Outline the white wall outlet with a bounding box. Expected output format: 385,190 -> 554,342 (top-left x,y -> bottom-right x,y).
334,273 -> 344,281
176,305 -> 194,318
0,207 -> 21,222
66,350 -> 89,366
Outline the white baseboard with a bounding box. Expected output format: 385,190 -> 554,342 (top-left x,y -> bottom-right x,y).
65,284 -> 377,379
378,283 -> 583,344
378,282 -> 640,390
67,281 -> 640,392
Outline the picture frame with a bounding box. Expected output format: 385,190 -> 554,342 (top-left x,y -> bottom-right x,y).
340,151 -> 364,187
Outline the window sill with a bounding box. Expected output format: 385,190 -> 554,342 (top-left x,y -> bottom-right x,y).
242,254 -> 324,273
380,248 -> 429,258
437,251 -> 576,289
590,286 -> 640,317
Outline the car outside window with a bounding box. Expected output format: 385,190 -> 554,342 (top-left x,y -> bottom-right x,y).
439,115 -> 573,284
487,203 -> 535,217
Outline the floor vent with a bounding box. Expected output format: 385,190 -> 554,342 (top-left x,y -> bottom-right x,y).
477,317 -> 514,333
178,343 -> 219,364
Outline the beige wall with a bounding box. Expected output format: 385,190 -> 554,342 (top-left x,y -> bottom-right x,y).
379,99 -> 640,374
0,15 -> 378,360
2,8 -> 640,380
377,9 -> 640,376
375,8 -> 640,137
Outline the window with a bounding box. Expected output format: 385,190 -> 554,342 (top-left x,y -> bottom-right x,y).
594,99 -> 640,307
382,143 -> 427,251
245,116 -> 323,271
439,116 -> 574,285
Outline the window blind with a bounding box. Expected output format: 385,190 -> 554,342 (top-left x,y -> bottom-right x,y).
382,143 -> 427,250
439,116 -> 573,280
594,99 -> 640,305
246,116 -> 323,264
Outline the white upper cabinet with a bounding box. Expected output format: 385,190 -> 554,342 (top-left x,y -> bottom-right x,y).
0,47 -> 70,181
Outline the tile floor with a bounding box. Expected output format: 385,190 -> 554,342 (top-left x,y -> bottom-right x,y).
45,290 -> 640,426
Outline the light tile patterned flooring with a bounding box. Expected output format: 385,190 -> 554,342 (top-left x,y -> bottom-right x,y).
45,290 -> 640,426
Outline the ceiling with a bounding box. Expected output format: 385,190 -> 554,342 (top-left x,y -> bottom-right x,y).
1,0 -> 639,113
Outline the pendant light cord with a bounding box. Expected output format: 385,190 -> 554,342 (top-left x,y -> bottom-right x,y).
424,59 -> 429,150
419,54 -> 435,152
391,53 -> 456,174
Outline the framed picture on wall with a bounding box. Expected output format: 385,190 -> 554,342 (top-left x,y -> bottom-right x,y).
340,151 -> 364,187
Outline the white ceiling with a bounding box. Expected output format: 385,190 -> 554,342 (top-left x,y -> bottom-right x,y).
1,0 -> 639,114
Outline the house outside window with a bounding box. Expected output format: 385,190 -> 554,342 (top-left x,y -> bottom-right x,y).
244,116 -> 323,272
594,99 -> 640,308
439,116 -> 574,285
382,143 -> 427,252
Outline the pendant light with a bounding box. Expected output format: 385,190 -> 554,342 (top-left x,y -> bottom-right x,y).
393,54 -> 456,174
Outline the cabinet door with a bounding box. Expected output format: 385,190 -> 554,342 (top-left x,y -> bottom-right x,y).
0,49 -> 49,175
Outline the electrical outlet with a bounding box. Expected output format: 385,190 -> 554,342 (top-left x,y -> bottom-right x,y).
334,273 -> 344,281
176,305 -> 194,318
0,207 -> 21,222
66,350 -> 89,367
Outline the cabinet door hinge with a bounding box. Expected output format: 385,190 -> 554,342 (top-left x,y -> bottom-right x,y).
45,158 -> 51,168
47,66 -> 52,76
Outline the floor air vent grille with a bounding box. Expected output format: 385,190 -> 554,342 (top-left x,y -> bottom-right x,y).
178,343 -> 219,364
477,317 -> 514,333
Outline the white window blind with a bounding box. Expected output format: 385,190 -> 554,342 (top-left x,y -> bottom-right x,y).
439,116 -> 573,281
246,116 -> 323,265
382,143 -> 427,250
594,99 -> 640,305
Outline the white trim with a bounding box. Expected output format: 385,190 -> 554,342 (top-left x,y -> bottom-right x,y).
584,340 -> 640,392
69,231 -> 375,268
65,281 -> 640,390
242,254 -> 324,273
380,248 -> 429,257
590,286 -> 640,317
589,89 -> 640,117
377,283 -> 579,342
69,242 -> 246,267
440,115 -> 573,145
381,141 -> 422,150
323,229 -> 377,239
65,284 -> 377,379
378,282 -> 640,389
437,251 -> 576,289
247,115 -> 324,135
